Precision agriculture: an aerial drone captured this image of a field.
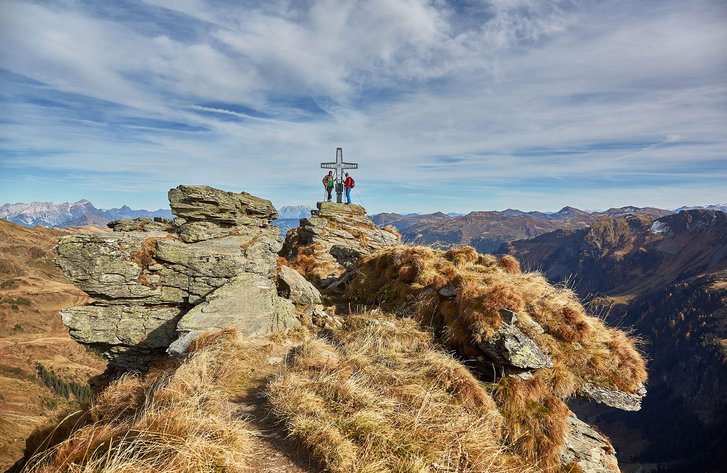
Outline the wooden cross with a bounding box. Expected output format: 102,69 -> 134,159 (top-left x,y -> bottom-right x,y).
321,147 -> 358,203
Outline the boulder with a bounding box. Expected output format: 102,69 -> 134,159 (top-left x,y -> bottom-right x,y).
55,232 -> 174,304
579,382 -> 646,411
168,274 -> 299,354
56,229 -> 281,306
278,265 -> 322,305
560,413 -> 619,473
329,245 -> 364,270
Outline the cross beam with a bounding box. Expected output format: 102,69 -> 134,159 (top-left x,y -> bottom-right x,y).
321,147 -> 358,203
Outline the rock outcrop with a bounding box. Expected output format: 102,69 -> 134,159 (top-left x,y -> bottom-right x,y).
56,185 -> 299,370
281,202 -> 399,287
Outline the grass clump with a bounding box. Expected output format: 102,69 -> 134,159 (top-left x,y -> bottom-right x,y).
345,245 -> 647,468
268,312 -> 531,473
20,330 -> 253,473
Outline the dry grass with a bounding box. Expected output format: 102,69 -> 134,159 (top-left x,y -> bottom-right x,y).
345,245 -> 647,468
20,330 -> 253,473
268,312 -> 531,473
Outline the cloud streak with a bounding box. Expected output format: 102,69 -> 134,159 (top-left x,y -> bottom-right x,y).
0,0 -> 725,212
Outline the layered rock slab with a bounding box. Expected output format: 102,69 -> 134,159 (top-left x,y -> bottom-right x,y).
169,185 -> 277,242
56,185 -> 298,370
282,201 -> 399,286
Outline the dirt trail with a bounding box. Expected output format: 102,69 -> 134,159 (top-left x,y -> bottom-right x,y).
232,342 -> 321,473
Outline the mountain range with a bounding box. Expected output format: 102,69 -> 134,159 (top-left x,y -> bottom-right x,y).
0,200 -> 172,228
372,205 -> 673,252
0,200 -> 314,230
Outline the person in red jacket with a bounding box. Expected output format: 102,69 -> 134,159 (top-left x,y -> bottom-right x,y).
344,172 -> 355,204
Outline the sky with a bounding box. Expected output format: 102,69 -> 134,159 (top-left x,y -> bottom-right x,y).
1,0 -> 726,214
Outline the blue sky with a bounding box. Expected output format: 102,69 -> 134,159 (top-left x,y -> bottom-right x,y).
1,0 -> 725,213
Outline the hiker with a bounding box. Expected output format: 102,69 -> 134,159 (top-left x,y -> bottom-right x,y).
344,172 -> 355,204
322,171 -> 334,202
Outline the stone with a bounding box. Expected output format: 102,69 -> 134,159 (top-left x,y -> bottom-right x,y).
55,232 -> 174,304
168,185 -> 279,242
56,229 -> 281,306
169,185 -> 277,224
154,230 -> 281,302
168,274 -> 299,355
499,308 -> 518,324
303,304 -> 342,330
108,217 -> 175,233
579,382 -> 646,411
278,265 -> 322,305
560,413 -> 619,473
315,202 -> 366,217
176,221 -> 234,243
477,321 -> 553,370
329,245 -> 364,270
438,285 -> 457,298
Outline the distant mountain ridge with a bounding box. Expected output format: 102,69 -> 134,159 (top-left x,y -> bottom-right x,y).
675,203 -> 727,212
372,205 -> 673,252
0,200 -> 172,228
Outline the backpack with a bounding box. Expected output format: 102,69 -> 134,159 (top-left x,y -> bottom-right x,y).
349,177 -> 355,188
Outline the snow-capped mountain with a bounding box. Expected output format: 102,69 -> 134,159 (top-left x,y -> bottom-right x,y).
277,205 -> 312,219
676,203 -> 727,213
0,200 -> 172,227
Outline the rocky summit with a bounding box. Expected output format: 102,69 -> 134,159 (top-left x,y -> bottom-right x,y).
281,201 -> 400,287
21,188 -> 652,473
55,185 -> 299,370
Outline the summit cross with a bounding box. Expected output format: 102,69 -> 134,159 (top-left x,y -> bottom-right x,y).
321,147 -> 358,203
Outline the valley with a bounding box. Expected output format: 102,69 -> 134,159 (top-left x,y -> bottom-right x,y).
0,221 -> 107,471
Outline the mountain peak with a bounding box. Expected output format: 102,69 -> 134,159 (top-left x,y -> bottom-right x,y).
557,206 -> 582,214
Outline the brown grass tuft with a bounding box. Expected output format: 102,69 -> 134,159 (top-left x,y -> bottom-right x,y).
497,255 -> 521,274
21,331 -> 253,473
445,246 -> 480,267
345,245 -> 648,468
268,313 -> 530,473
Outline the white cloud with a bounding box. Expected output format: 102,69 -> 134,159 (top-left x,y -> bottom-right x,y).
0,0 -> 725,212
